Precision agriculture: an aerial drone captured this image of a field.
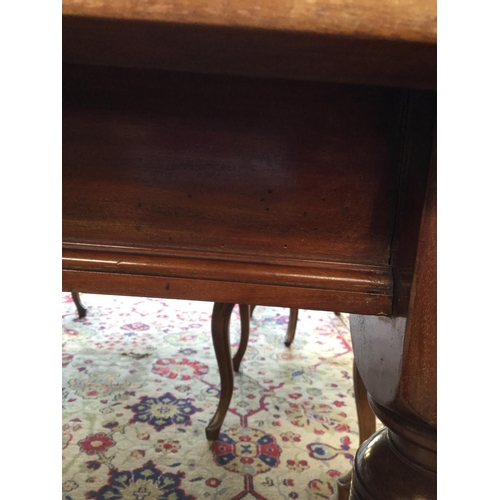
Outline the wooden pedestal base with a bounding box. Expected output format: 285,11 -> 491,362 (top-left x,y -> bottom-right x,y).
349,400 -> 436,500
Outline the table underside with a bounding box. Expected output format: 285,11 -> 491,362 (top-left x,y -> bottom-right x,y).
62,64 -> 430,315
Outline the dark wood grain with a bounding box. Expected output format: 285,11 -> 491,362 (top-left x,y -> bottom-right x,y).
390,91 -> 437,316
349,128 -> 436,499
62,0 -> 436,42
398,137 -> 436,425
63,64 -> 405,264
62,64 -> 406,315
63,17 -> 435,90
62,3 -> 436,496
62,0 -> 435,89
62,246 -> 392,294
62,269 -> 391,315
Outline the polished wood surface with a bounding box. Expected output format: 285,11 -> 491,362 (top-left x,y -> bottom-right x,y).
63,65 -> 403,264
63,267 -> 393,315
63,0 -> 435,89
63,64 -> 407,314
349,135 -> 436,499
62,3 -> 436,497
62,0 -> 436,42
391,91 -> 436,316
399,142 -> 436,424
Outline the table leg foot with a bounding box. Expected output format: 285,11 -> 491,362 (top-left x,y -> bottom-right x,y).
205,425 -> 223,441
284,308 -> 298,347
206,302 -> 235,441
71,290 -> 87,318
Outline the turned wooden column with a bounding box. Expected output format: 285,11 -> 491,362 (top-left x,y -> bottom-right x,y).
349,129 -> 436,499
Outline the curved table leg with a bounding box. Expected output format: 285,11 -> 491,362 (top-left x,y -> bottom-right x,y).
233,304 -> 250,372
337,359 -> 376,500
71,290 -> 87,319
206,302 -> 235,440
235,305 -> 299,368
284,308 -> 298,347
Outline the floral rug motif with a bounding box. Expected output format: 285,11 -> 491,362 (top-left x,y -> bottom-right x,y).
62,293 -> 360,499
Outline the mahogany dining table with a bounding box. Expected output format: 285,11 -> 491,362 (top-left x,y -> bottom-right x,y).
62,1 -> 436,498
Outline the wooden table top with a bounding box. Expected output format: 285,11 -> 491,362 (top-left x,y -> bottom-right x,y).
63,0 -> 436,43
62,0 -> 436,316
63,0 -> 436,89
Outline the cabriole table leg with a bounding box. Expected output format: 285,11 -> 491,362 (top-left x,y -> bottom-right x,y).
206,302 -> 235,440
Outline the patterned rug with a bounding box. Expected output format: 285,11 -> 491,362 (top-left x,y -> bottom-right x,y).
62,293 -> 362,500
